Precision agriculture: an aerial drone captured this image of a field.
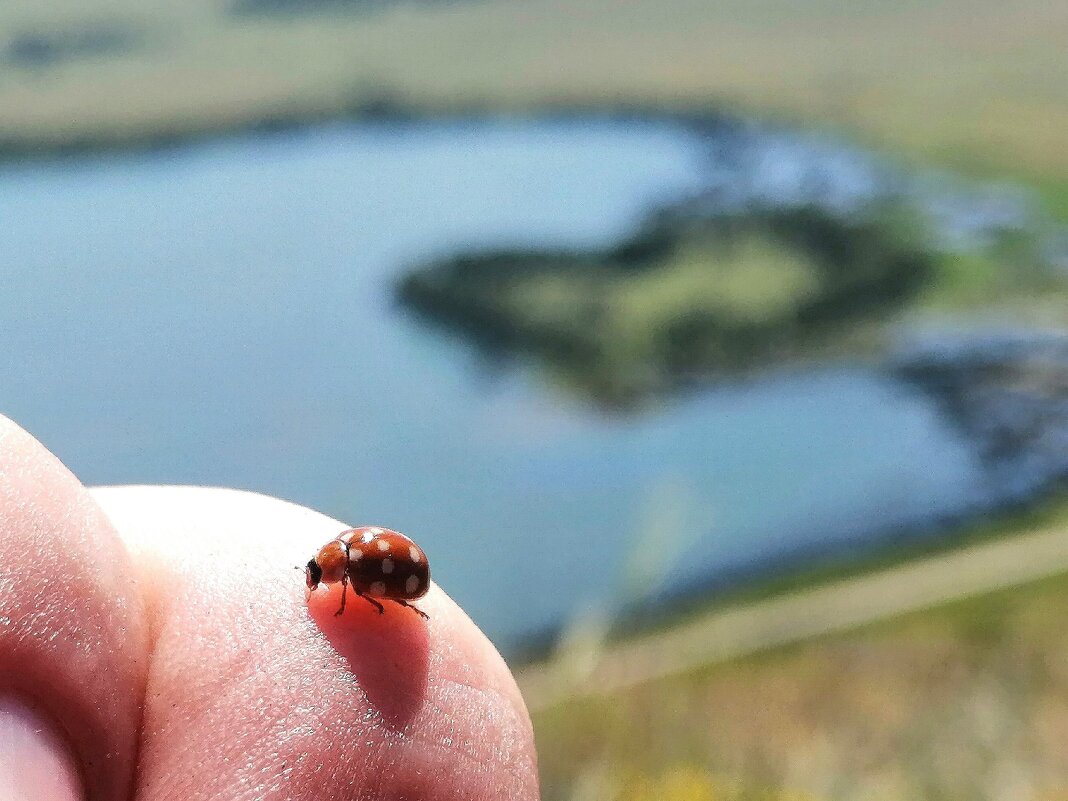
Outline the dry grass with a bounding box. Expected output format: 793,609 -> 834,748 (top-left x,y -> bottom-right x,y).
1,0 -> 1067,190
534,569 -> 1068,800
530,499 -> 1068,800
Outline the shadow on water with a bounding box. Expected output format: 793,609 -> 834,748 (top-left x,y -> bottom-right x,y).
894,331 -> 1068,501
513,328 -> 1068,665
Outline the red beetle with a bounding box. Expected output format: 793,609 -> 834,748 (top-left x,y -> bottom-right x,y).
306,526 -> 430,618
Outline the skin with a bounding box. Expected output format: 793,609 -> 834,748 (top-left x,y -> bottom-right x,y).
0,414 -> 539,801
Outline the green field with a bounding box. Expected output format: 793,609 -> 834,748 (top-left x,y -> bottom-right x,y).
2,0 -> 1067,198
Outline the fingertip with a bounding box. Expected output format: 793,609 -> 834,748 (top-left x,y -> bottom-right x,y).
307,584 -> 432,730
0,416 -> 148,801
0,696 -> 84,801
92,486 -> 539,800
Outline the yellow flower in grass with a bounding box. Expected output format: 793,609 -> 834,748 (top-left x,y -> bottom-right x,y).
620,764 -> 822,801
622,765 -> 717,801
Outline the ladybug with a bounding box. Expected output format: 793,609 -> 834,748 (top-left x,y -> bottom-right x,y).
306,526 -> 430,618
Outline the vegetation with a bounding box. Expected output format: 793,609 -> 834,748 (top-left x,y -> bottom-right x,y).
398,187 -> 1068,407
1,0 -> 1067,209
3,21 -> 139,68
533,506 -> 1068,801
398,206 -> 938,406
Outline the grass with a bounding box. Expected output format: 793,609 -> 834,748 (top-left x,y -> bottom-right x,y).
1,0 -> 1067,201
532,498 -> 1068,801
616,238 -> 821,329
490,233 -> 827,356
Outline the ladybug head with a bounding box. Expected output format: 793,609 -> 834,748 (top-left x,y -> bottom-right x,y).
305,558 -> 323,590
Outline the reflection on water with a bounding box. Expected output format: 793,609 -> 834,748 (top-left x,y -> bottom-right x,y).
691,118 -> 1046,253
0,118 -> 1042,650
895,330 -> 1068,503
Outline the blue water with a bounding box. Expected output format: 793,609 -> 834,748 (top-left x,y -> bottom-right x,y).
0,119 -> 989,651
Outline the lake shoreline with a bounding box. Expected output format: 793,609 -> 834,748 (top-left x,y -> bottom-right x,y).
508,331 -> 1068,661
0,100 -> 737,165
512,487 -> 1068,669
7,110 -> 1066,657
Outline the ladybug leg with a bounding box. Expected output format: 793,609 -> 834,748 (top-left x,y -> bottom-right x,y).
334,573 -> 349,616
393,599 -> 429,619
357,590 -> 385,615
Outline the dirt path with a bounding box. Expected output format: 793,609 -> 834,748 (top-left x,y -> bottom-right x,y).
517,524 -> 1068,711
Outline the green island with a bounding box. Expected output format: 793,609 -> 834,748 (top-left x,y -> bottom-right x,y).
397,187 -> 1066,407
399,204 -> 940,407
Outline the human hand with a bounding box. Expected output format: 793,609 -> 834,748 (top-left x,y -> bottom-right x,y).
0,416 -> 538,800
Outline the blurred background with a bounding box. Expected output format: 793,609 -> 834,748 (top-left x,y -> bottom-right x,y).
3,1 -> 1068,798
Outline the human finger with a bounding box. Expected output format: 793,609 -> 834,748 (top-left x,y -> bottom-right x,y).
0,417 -> 149,801
93,485 -> 539,801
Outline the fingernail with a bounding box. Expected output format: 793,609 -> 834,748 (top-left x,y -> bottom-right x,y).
0,696 -> 84,801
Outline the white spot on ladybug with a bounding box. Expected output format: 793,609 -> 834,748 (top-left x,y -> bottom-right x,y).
409,546 -> 421,563
349,548 -> 363,562
377,539 -> 390,552
369,527 -> 384,535
381,558 -> 394,574
405,575 -> 420,595
361,530 -> 375,544
369,581 -> 387,597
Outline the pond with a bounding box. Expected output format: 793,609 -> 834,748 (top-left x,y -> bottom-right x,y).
0,117 -> 1034,652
